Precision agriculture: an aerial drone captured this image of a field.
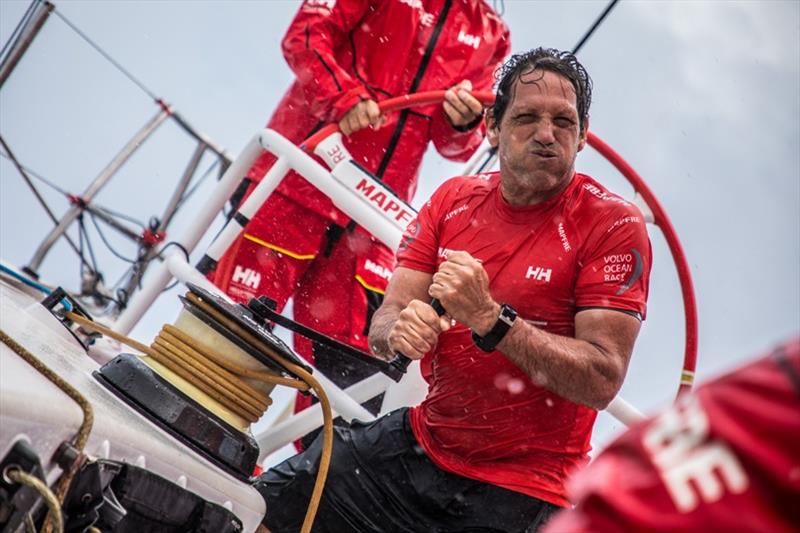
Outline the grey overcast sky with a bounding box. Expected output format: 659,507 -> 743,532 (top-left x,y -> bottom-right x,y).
1,0 -> 798,450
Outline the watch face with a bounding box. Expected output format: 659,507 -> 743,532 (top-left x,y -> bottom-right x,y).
499,304 -> 517,325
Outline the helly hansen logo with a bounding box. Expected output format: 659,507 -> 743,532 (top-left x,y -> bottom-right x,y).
458,29 -> 481,50
232,265 -> 261,290
526,266 -> 552,283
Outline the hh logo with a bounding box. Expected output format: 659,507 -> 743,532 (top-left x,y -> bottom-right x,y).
458,29 -> 481,50
526,266 -> 552,283
232,265 -> 261,290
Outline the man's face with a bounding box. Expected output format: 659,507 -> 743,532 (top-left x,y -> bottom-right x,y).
488,69 -> 587,203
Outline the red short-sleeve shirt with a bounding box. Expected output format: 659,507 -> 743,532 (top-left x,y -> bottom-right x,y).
397,172 -> 652,506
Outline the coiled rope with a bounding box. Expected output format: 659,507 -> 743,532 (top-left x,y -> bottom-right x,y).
63,299 -> 333,533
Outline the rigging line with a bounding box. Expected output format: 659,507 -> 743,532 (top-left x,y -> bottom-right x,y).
93,203 -> 146,229
50,6 -> 159,102
0,150 -> 71,196
160,242 -> 190,292
0,0 -> 39,61
572,0 -> 620,55
0,135 -> 94,272
173,157 -> 221,212
77,214 -> 100,274
0,144 -> 143,266
87,210 -> 137,264
111,264 -> 133,289
0,136 -> 61,225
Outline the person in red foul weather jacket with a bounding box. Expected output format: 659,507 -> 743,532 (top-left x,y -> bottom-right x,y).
544,338 -> 800,533
211,0 -> 510,432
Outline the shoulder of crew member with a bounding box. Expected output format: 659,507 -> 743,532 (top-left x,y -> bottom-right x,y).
447,172 -> 498,195
426,173 -> 496,213
574,174 -> 647,224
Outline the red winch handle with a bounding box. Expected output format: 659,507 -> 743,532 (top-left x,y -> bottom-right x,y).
302,90 -> 496,153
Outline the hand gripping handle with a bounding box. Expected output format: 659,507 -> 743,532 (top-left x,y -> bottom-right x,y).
388,298 -> 446,376
301,91 -> 496,153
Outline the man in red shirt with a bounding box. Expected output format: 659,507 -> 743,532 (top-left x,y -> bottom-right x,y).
210,0 -> 510,421
544,337 -> 800,532
254,48 -> 652,531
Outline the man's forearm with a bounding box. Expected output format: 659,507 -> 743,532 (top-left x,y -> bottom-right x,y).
496,321 -> 629,410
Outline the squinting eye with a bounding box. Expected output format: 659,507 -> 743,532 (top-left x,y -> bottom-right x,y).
554,118 -> 574,127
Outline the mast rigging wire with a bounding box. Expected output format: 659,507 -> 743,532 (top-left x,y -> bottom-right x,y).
77,215 -> 99,275
1,128 -> 213,293
172,157 -> 222,212
1,2 -> 236,313
0,0 -> 39,62
0,150 -> 70,195
50,6 -> 160,102
0,150 -> 151,232
87,211 -> 137,264
92,203 -> 146,231
572,0 -> 620,55
0,135 -> 95,273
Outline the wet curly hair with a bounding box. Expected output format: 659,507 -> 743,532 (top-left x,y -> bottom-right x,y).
491,48 -> 593,132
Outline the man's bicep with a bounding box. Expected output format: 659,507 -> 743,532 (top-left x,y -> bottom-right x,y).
382,267 -> 433,310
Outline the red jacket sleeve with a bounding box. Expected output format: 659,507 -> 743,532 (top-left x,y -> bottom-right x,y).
281,0 -> 375,122
429,28 -> 510,161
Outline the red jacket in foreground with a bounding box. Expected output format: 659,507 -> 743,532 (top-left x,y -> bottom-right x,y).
545,338 -> 800,532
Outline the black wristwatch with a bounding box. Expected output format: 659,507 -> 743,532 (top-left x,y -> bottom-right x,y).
471,303 -> 518,353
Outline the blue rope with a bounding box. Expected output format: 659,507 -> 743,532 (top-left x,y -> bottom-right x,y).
0,263 -> 73,311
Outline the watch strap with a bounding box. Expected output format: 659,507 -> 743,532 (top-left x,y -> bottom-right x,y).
472,304 -> 517,352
